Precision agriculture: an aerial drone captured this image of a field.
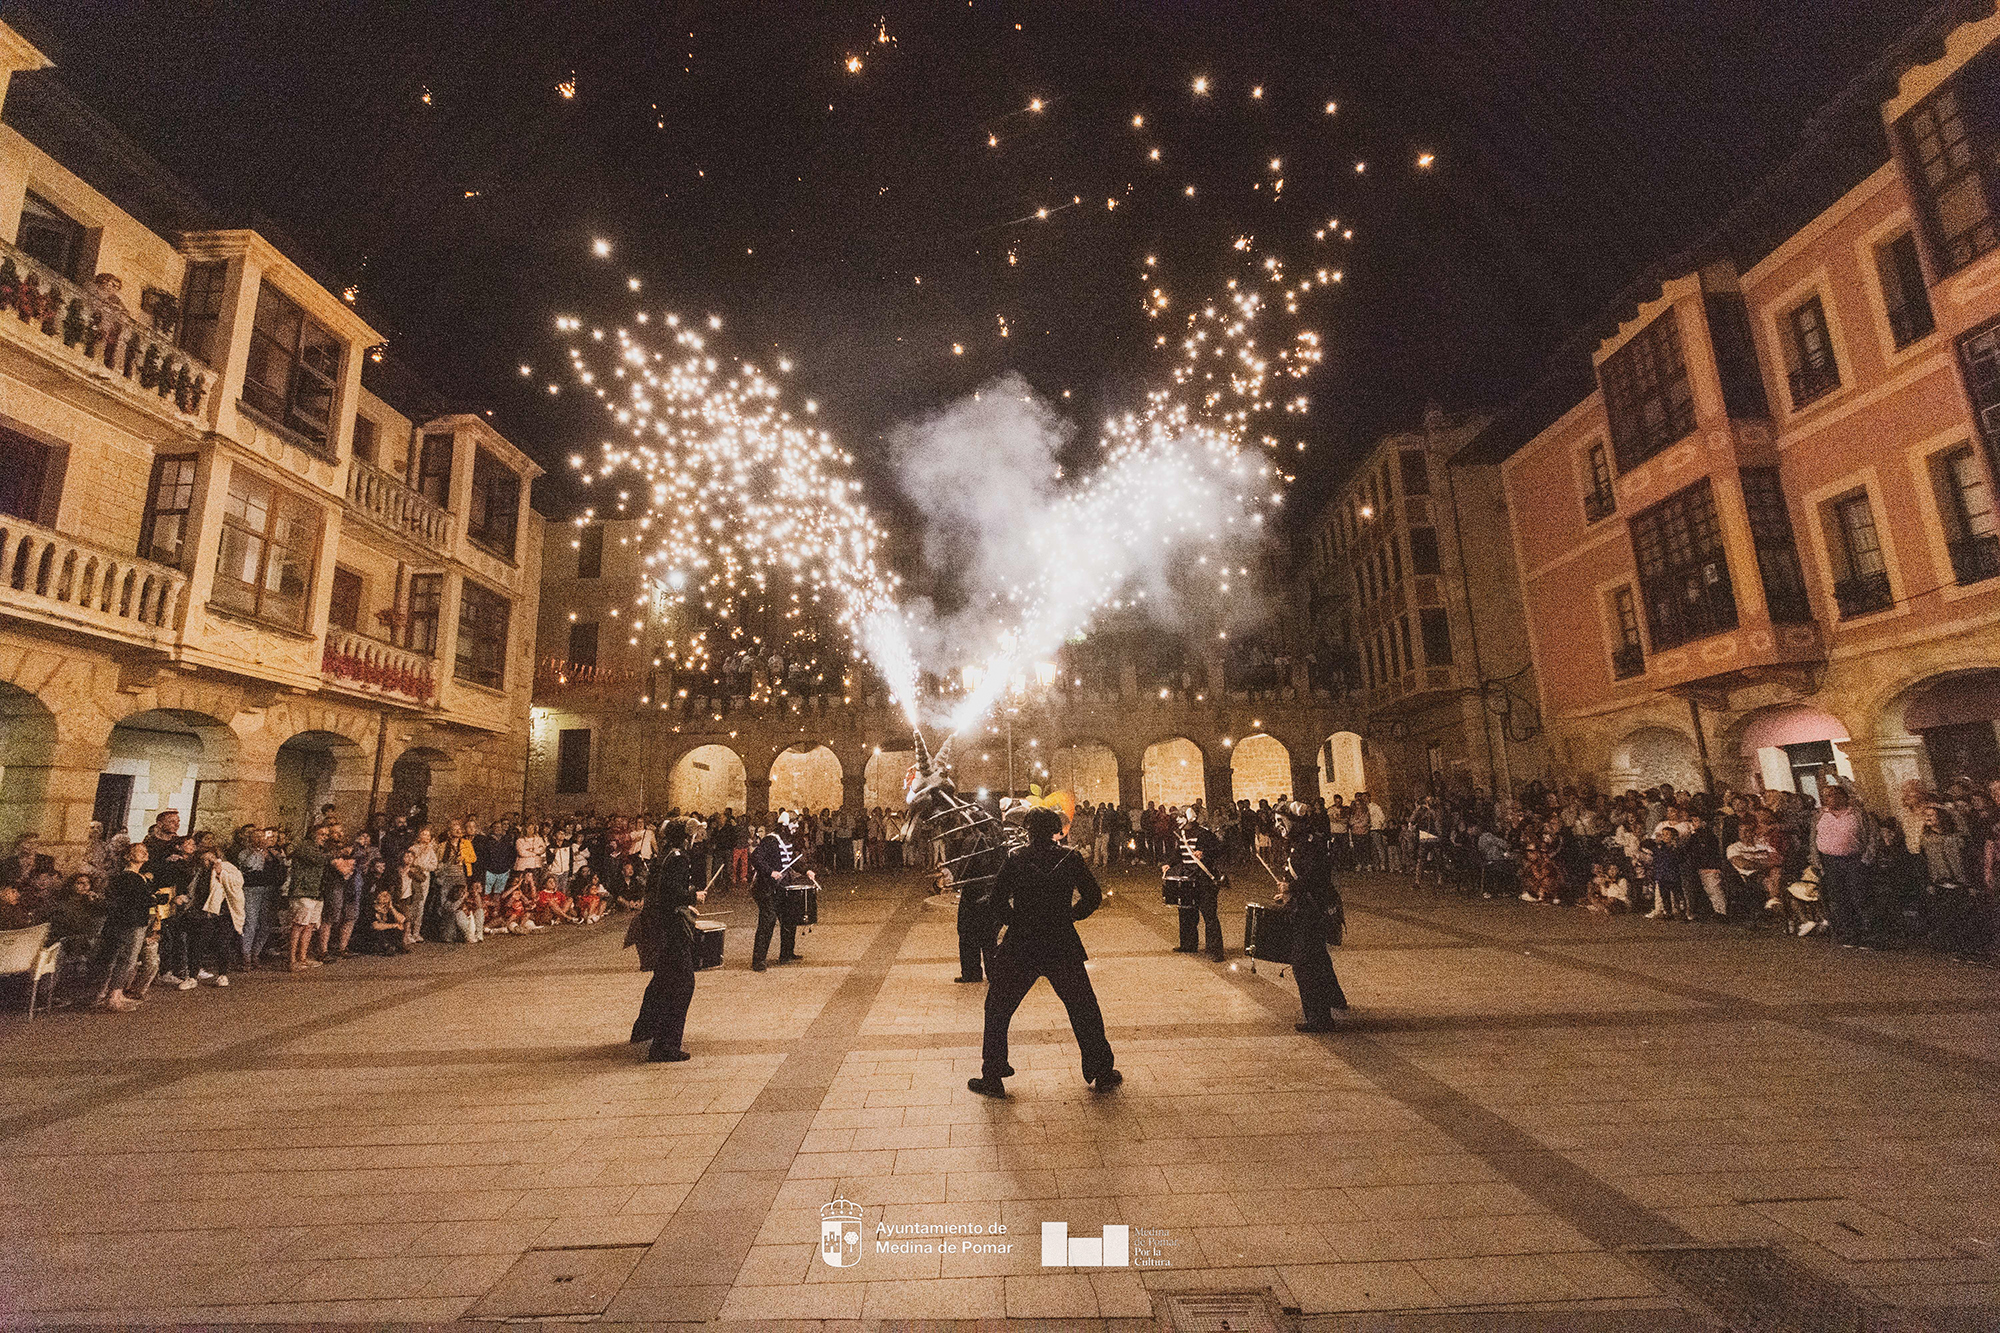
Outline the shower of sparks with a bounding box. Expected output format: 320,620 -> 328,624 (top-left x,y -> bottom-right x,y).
555,309 -> 898,695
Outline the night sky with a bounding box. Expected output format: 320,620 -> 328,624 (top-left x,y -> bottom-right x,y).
19,0 -> 1938,537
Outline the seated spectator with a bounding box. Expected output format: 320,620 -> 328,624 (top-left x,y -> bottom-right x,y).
0,881 -> 36,931
357,889 -> 409,955
533,871 -> 580,926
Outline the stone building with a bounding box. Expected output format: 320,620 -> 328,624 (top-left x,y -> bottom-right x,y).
1297,409 -> 1546,804
527,518 -> 1351,820
0,25 -> 542,857
1465,8 -> 2000,811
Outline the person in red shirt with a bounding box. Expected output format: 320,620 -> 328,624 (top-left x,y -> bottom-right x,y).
534,871 -> 579,925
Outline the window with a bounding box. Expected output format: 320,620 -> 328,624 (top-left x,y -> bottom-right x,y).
415,432 -> 454,506
455,579 -> 510,688
576,523 -> 604,578
567,620 -> 599,668
1931,443 -> 2000,584
351,415 -> 378,467
1629,479 -> 1737,650
1582,440 -> 1616,522
16,190 -> 85,280
1419,607 -> 1453,666
1739,468 -> 1812,623
1399,450 -> 1429,497
1600,309 -> 1697,471
0,426 -> 64,526
242,281 -> 341,446
1898,54 -> 2000,275
211,469 -> 319,630
177,261 -> 227,364
1876,232 -> 1936,349
1826,490 -> 1893,618
467,448 -> 520,559
405,573 -> 442,655
1409,526 -> 1441,576
1781,295 -> 1841,408
328,567 -> 362,633
1704,290 -> 1771,420
1609,587 -> 1644,679
139,453 -> 198,565
1398,615 -> 1414,674
556,729 -> 592,795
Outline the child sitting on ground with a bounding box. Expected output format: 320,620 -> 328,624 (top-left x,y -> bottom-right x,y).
1582,859 -> 1631,915
573,872 -> 609,923
533,870 -> 580,926
359,888 -> 409,954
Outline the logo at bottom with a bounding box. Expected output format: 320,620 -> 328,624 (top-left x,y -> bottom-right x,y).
820,1196 -> 864,1268
1041,1222 -> 1130,1267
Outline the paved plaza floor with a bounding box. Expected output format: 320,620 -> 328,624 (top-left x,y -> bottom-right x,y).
2,864 -> 1999,1331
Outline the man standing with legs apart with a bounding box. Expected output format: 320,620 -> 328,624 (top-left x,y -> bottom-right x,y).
969,806 -> 1119,1098
1277,802 -> 1348,1030
627,821 -> 705,1062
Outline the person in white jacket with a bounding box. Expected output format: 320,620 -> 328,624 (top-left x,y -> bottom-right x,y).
196,847 -> 245,986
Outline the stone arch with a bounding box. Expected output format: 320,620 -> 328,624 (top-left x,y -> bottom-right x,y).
1873,668 -> 2000,798
670,744 -> 747,816
1047,739 -> 1119,805
1719,703 -> 1854,800
389,745 -> 456,827
1142,736 -> 1206,808
1317,730 -> 1367,801
1230,732 -> 1292,805
103,707 -> 239,840
274,729 -> 369,836
1607,725 -> 1704,794
0,681 -> 59,847
770,743 -> 843,815
864,747 -> 916,810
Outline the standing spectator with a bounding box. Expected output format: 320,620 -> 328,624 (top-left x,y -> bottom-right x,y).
1808,785 -> 1879,947
235,829 -> 285,969
188,846 -> 243,986
95,842 -> 158,1011
286,825 -> 331,971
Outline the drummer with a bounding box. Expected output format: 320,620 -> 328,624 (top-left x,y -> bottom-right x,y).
749,809 -> 816,972
1169,807 -> 1226,961
1274,801 -> 1348,1030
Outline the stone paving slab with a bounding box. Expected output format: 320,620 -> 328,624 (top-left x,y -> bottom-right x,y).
2,867 -> 1999,1328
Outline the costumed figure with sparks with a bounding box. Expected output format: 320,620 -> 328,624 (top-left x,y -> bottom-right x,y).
624,820 -> 705,1062
1272,801 -> 1348,1030
900,731 -> 1020,984
749,811 -> 817,971
966,804 -> 1118,1098
1167,807 -> 1227,961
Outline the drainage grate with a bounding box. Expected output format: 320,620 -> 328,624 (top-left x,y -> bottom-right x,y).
1627,1244 -> 1904,1333
1156,1289 -> 1291,1333
464,1243 -> 647,1320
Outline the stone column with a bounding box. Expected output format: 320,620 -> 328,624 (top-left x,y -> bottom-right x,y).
746,774 -> 772,820
842,769 -> 866,816
0,750 -> 108,863
1835,733 -> 1927,814
1289,761 -> 1319,805
1117,760 -> 1144,810
1203,765 -> 1233,818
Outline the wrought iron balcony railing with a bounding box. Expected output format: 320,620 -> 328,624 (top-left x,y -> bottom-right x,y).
1832,570 -> 1893,619
1948,533 -> 2000,586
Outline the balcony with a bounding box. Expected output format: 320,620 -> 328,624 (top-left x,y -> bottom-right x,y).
1786,362 -> 1840,410
0,516 -> 184,648
1833,570 -> 1894,619
345,458 -> 454,554
321,628 -> 436,707
0,241 -> 215,427
1948,533 -> 2000,586
1610,642 -> 1646,680
1582,487 -> 1616,524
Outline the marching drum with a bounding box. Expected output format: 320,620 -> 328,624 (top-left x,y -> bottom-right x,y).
1243,902 -> 1293,965
1161,872 -> 1196,908
694,919 -> 726,971
782,883 -> 819,926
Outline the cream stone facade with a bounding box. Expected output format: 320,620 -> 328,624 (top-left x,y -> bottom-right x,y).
1297,409 -> 1547,805
526,519 -> 1351,819
0,26 -> 543,855
1475,11 -> 2000,811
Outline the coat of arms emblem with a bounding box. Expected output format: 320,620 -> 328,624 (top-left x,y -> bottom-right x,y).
819,1196 -> 863,1268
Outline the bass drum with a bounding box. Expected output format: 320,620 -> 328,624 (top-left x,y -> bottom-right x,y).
1243,901 -> 1293,964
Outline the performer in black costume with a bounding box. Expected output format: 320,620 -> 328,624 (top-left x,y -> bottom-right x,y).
750,811 -> 816,971
625,821 -> 706,1062
1170,809 -> 1226,961
969,807 -> 1120,1098
1275,801 -> 1348,1031
953,828 -> 1004,983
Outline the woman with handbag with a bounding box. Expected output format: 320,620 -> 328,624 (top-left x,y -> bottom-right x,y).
625,820 -> 706,1063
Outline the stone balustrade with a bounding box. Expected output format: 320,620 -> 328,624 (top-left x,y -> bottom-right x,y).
320,627 -> 437,706
0,516 -> 185,646
345,457 -> 454,554
0,240 -> 215,424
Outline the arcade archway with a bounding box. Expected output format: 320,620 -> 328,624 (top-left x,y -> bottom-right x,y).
770,744 -> 843,814
1142,737 -> 1204,808
669,745 -> 747,815
1231,733 -> 1292,805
